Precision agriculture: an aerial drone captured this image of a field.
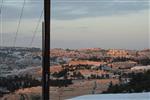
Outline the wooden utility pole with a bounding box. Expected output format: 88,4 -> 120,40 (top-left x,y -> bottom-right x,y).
42,0 -> 50,100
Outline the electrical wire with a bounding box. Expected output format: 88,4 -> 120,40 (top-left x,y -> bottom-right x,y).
29,9 -> 43,47
13,0 -> 26,47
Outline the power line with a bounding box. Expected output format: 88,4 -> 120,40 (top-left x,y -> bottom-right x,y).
29,9 -> 44,47
0,0 -> 4,47
13,0 -> 26,47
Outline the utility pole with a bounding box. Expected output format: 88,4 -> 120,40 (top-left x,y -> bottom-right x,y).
42,0 -> 50,100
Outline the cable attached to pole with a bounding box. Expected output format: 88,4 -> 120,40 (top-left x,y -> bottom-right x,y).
13,0 -> 26,47
29,9 -> 44,47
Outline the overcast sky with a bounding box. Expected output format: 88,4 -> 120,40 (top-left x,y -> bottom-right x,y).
0,0 -> 150,49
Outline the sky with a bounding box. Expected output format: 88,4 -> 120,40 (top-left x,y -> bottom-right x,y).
0,0 -> 150,49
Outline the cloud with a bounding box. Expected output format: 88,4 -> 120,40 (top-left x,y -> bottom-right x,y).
1,0 -> 149,21
1,0 -> 150,49
51,10 -> 149,49
51,0 -> 149,20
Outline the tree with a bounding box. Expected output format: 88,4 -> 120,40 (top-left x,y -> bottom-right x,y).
103,70 -> 150,93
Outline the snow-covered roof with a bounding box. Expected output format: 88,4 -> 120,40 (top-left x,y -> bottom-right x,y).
69,92 -> 150,100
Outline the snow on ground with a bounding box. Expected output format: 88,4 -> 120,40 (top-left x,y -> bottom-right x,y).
69,92 -> 150,100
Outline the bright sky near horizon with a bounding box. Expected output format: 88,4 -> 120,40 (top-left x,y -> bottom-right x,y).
0,0 -> 150,49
